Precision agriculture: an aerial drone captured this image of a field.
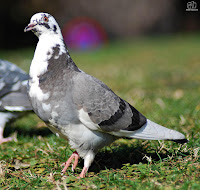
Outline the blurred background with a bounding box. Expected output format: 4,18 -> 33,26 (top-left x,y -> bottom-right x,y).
0,0 -> 199,50
0,1 -> 200,187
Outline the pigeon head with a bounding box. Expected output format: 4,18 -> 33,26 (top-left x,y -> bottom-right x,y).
24,13 -> 60,37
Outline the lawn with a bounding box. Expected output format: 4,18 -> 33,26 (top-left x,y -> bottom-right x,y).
0,34 -> 199,189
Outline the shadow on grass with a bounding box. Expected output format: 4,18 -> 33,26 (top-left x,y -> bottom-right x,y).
89,147 -> 155,172
88,141 -> 189,173
4,122 -> 52,138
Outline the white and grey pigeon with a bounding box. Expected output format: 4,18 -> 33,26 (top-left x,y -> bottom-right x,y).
0,59 -> 32,144
24,13 -> 188,178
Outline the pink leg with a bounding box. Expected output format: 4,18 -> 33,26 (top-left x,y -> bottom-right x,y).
0,128 -> 13,144
0,136 -> 13,144
61,151 -> 79,173
79,166 -> 88,178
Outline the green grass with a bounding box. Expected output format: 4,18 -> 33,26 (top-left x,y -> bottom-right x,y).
0,33 -> 200,189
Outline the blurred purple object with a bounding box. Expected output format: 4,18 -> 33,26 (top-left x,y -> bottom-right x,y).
62,17 -> 108,50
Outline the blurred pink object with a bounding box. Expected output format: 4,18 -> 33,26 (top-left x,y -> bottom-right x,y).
62,17 -> 108,50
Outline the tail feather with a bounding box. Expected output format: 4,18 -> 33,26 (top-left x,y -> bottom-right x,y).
110,119 -> 187,142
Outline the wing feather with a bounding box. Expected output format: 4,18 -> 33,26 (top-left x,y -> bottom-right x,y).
72,72 -> 146,132
0,60 -> 29,98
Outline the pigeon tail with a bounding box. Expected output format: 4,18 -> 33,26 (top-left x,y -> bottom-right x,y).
110,119 -> 187,142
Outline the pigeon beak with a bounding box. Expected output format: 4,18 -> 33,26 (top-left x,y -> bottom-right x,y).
24,23 -> 37,32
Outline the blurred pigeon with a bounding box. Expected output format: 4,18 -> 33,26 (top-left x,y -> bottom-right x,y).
0,59 -> 32,144
24,13 -> 188,178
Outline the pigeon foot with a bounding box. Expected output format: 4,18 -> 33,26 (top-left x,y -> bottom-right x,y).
78,166 -> 88,178
61,151 -> 79,173
0,136 -> 13,144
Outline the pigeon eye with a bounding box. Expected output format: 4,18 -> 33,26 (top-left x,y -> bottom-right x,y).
44,16 -> 48,22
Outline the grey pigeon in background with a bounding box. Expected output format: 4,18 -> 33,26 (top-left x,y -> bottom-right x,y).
24,13 -> 188,178
0,59 -> 32,144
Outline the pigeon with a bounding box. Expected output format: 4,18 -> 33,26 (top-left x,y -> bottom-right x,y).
24,13 -> 188,178
0,59 -> 32,144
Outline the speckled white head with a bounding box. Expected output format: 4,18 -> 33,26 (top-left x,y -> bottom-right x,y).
24,12 -> 61,37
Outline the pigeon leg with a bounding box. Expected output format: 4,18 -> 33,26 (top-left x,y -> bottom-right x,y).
79,166 -> 88,178
78,151 -> 95,178
61,151 -> 79,173
0,126 -> 13,144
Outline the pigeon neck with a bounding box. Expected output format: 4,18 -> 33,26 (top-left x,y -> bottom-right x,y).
37,33 -> 67,57
30,33 -> 70,79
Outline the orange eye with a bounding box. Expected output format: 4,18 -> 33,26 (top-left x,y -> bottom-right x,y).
44,16 -> 48,22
